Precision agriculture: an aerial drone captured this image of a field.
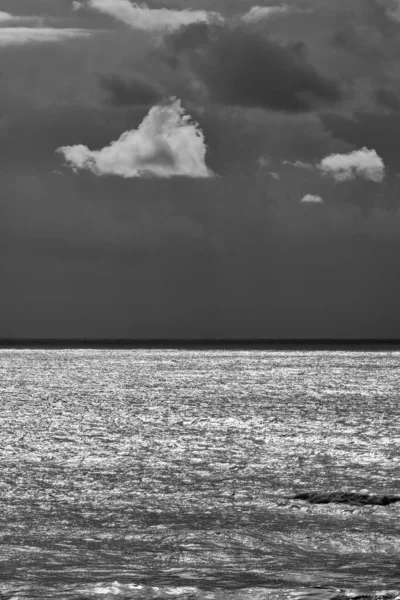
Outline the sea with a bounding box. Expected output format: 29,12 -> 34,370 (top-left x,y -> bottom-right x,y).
0,349 -> 399,600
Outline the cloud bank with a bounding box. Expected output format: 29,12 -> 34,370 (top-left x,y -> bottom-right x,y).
319,147 -> 385,182
57,98 -> 213,178
79,0 -> 221,31
0,10 -> 90,46
0,27 -> 92,46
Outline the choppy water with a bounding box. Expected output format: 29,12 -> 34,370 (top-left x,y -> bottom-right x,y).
0,349 -> 400,600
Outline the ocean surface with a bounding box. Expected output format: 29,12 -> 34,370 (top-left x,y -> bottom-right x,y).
0,349 -> 399,600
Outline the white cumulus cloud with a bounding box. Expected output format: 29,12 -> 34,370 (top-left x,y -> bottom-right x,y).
0,27 -> 92,46
78,0 -> 222,31
300,194 -> 324,204
242,4 -> 291,22
318,147 -> 385,182
57,98 -> 213,179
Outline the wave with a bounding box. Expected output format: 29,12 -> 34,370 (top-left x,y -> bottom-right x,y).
1,583 -> 400,600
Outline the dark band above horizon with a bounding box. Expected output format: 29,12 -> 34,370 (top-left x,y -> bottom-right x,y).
1,339 -> 400,349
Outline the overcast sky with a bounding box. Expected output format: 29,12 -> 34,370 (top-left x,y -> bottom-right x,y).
2,0 -> 400,339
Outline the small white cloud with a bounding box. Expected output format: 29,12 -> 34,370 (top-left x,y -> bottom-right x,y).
318,147 -> 385,182
257,156 -> 269,168
81,0 -> 222,31
242,4 -> 291,22
283,160 -> 314,169
293,160 -> 313,169
270,172 -> 280,180
57,98 -> 213,179
300,194 -> 324,204
0,27 -> 92,46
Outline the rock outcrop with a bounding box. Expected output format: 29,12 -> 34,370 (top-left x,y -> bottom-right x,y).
292,492 -> 400,506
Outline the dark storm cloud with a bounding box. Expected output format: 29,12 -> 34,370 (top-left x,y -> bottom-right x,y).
330,26 -> 382,61
101,74 -> 163,106
0,0 -> 391,179
375,88 -> 400,112
163,22 -> 342,111
232,0 -> 400,115
0,0 -> 390,173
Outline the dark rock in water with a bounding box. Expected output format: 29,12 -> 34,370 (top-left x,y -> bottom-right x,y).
292,491 -> 400,506
288,589 -> 400,600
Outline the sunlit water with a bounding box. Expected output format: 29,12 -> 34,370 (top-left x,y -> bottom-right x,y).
0,349 -> 399,600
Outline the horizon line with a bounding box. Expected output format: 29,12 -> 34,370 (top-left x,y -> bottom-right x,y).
1,338 -> 400,349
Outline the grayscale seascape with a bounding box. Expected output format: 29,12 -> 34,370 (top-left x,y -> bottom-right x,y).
0,349 -> 399,600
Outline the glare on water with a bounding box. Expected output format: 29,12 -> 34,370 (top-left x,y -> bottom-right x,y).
0,349 -> 399,600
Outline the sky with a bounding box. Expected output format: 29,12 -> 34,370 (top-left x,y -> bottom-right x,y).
2,0 -> 400,339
